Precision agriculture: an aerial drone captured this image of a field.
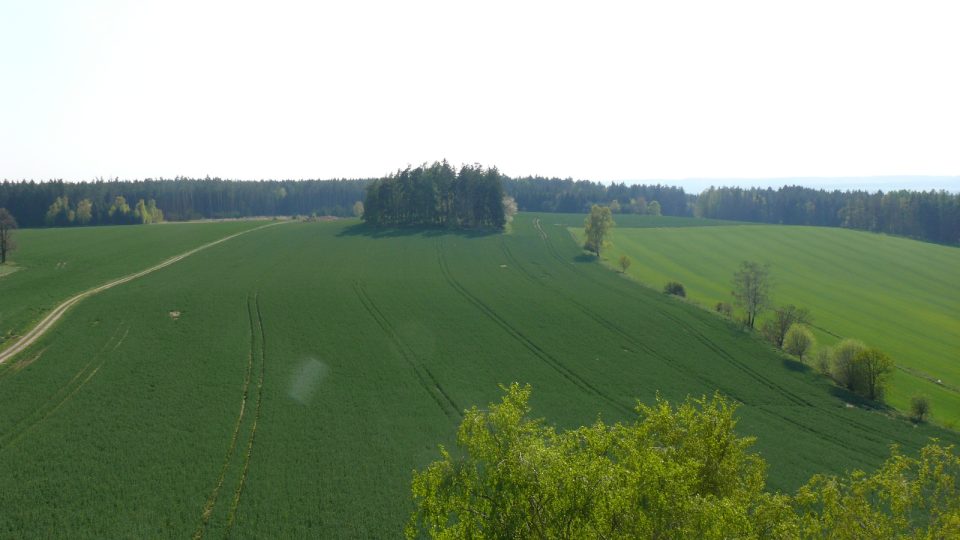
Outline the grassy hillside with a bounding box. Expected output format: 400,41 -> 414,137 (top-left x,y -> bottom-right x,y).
595,222 -> 960,425
0,221 -> 266,352
0,214 -> 954,536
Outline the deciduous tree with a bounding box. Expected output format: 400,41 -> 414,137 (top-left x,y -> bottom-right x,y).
761,305 -> 811,348
731,261 -> 770,329
583,204 -> 614,257
852,347 -> 894,401
831,339 -> 866,391
618,255 -> 631,273
783,324 -> 815,362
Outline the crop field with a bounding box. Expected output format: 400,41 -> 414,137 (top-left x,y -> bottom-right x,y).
595,222 -> 960,425
0,214 -> 956,536
0,220 -> 267,352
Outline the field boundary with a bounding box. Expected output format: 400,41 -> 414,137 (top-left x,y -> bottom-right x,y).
0,221 -> 287,365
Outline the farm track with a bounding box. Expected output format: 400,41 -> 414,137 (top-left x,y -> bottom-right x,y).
194,293 -> 267,539
437,238 -> 633,416
0,323 -> 128,451
537,219 -> 895,456
0,221 -> 287,366
352,281 -> 461,419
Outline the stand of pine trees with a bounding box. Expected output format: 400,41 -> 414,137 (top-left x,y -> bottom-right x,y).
362,161 -> 506,229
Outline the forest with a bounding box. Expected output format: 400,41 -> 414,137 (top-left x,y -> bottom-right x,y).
1,174 -> 957,244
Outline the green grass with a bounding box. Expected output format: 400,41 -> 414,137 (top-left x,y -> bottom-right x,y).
0,221 -> 267,351
0,214 -> 955,536
594,223 -> 960,426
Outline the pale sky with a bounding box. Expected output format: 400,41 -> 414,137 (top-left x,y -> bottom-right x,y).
2,0 -> 959,183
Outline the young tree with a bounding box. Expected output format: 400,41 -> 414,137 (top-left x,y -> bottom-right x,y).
647,200 -> 662,216
731,261 -> 771,329
0,208 -> 17,264
783,324 -> 815,362
831,339 -> 867,391
502,195 -> 517,224
814,346 -> 832,375
352,200 -> 364,218
583,204 -> 614,257
761,305 -> 812,348
75,198 -> 94,225
618,255 -> 631,273
852,347 -> 894,401
910,395 -> 931,423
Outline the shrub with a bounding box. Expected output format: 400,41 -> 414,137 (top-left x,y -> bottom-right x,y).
910,395 -> 931,423
831,339 -> 867,390
664,281 -> 686,297
715,302 -> 733,317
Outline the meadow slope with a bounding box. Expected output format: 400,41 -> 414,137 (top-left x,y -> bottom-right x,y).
0,215 -> 955,536
596,223 -> 960,425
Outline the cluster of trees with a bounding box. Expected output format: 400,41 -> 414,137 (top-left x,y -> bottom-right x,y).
0,177 -> 370,227
362,162 -> 508,229
43,195 -> 163,226
727,261 -> 897,404
696,186 -> 960,244
409,384 -> 960,538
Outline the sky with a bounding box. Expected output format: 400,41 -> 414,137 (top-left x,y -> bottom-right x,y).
1,0 -> 959,187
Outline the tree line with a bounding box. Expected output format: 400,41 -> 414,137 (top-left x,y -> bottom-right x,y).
2,174 -> 956,244
696,185 -> 960,244
362,162 -> 507,229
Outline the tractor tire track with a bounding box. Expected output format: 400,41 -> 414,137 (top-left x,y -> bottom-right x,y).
352,282 -> 460,419
224,293 -> 267,535
532,217 -> 898,447
193,295 -> 257,540
438,238 -> 633,416
0,221 -> 287,366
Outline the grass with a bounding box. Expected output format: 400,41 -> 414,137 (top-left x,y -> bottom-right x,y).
0,214 -> 955,536
592,222 -> 960,426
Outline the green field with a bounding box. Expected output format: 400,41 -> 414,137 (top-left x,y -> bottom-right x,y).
0,221 -> 267,351
0,215 -> 956,536
596,222 -> 960,425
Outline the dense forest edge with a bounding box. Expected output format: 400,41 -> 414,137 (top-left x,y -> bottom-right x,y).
1,164 -> 957,243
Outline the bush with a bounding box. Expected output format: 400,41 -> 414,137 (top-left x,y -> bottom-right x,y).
715,302 -> 733,317
783,324 -> 815,362
814,346 -> 832,375
910,395 -> 931,423
831,339 -> 867,390
664,281 -> 686,297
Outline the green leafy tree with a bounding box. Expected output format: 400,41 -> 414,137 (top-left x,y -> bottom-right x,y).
910,395 -> 931,423
647,200 -> 662,216
583,204 -> 614,257
618,254 -> 631,273
761,305 -> 811,348
75,198 -> 94,225
664,281 -> 686,297
352,200 -> 364,218
731,261 -> 771,329
0,208 -> 17,264
109,195 -> 131,223
783,324 -> 815,362
813,346 -> 832,375
408,384 -> 790,539
852,347 -> 894,401
45,196 -> 73,226
831,339 -> 867,391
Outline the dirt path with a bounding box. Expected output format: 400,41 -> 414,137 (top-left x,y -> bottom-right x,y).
0,221 -> 287,365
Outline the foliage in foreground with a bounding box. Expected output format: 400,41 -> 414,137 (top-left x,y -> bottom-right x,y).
409,384 -> 960,539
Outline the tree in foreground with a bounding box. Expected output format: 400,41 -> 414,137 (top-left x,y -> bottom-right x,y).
0,208 -> 17,264
731,261 -> 770,329
761,305 -> 811,348
583,204 -> 614,257
409,384 -> 960,539
618,255 -> 631,273
783,324 -> 815,363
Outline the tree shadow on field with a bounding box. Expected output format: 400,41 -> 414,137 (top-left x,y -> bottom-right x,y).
336,222 -> 501,239
827,385 -> 895,413
782,358 -> 811,373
